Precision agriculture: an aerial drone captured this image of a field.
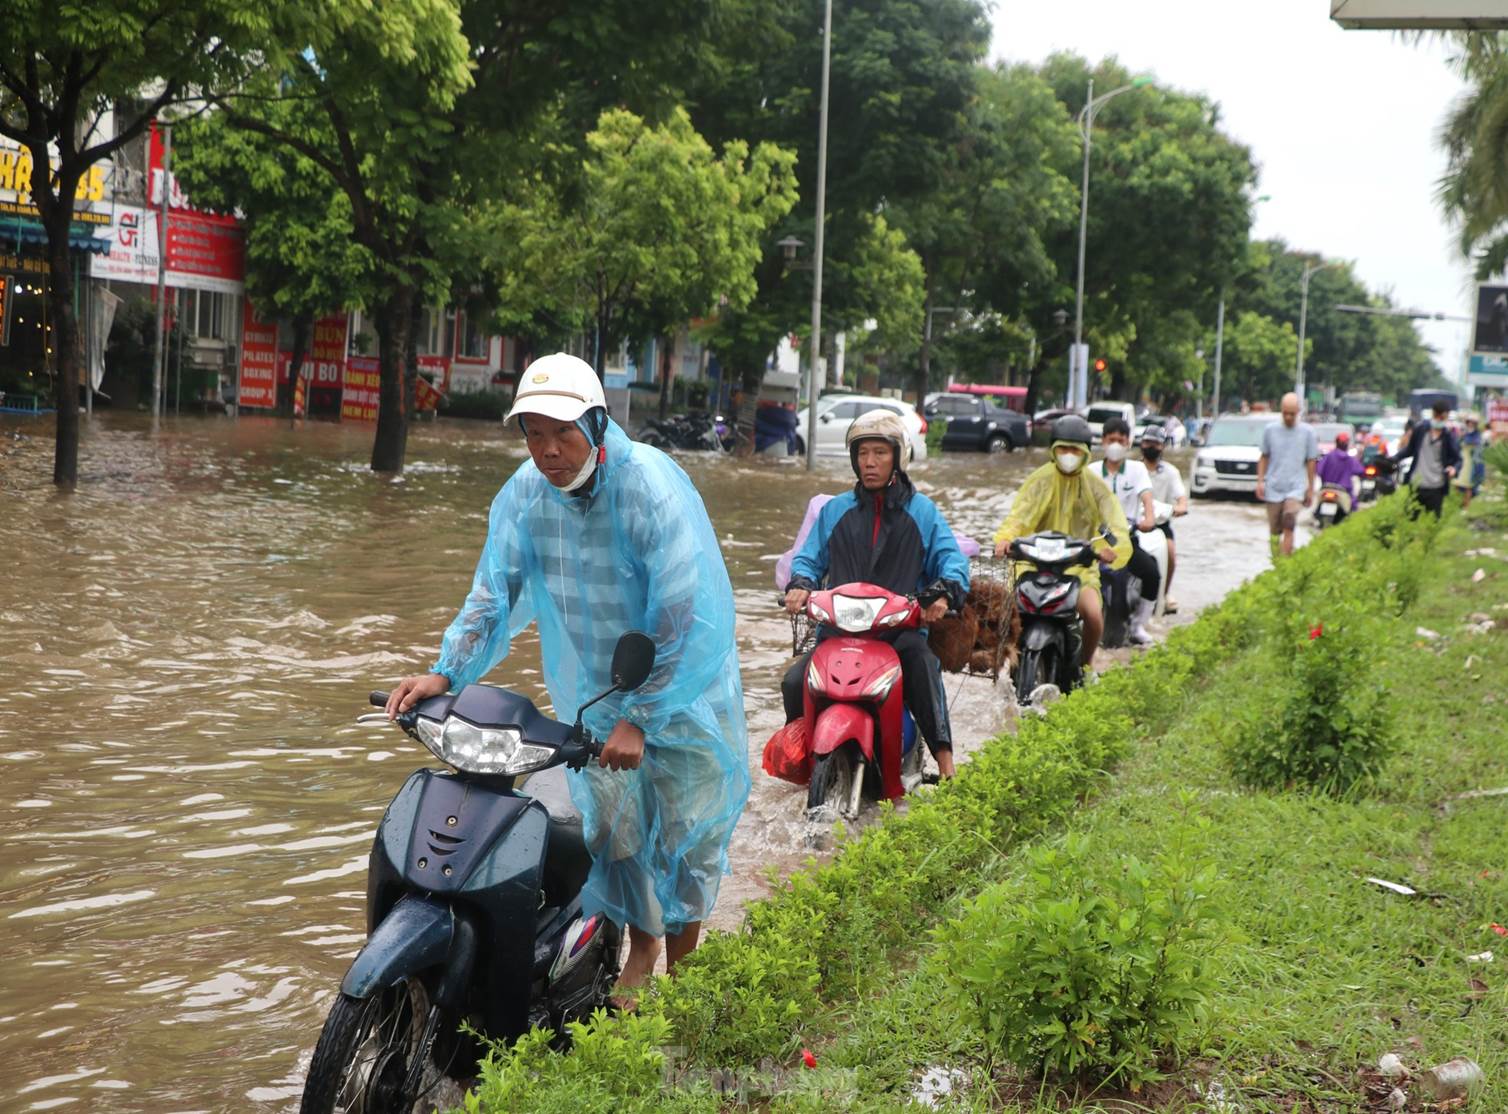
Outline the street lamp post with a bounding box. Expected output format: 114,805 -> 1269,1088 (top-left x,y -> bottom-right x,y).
1295,261 -> 1340,406
803,0 -> 834,472
1071,74 -> 1151,410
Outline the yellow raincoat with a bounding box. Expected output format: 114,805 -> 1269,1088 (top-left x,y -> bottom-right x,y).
992,459 -> 1132,591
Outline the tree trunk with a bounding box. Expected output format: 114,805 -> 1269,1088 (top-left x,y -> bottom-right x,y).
46,227 -> 83,488
913,283 -> 933,413
657,335 -> 673,420
283,313 -> 312,418
1109,365 -> 1125,402
370,284 -> 415,473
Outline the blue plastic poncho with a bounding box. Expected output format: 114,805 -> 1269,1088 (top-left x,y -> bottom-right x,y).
433,419 -> 749,936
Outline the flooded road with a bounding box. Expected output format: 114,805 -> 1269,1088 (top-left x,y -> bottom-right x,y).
0,412 -> 1281,1109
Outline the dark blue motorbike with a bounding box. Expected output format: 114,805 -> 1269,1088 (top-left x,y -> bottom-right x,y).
299,633 -> 656,1114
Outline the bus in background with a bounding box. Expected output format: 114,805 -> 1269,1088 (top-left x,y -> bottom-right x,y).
1337,391 -> 1385,431
1407,388 -> 1458,418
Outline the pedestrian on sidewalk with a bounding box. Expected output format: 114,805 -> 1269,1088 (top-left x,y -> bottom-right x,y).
1255,392 -> 1318,561
1456,413 -> 1484,509
1393,400 -> 1460,518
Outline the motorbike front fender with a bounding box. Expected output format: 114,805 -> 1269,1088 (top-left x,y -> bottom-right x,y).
340,894 -> 456,1000
811,703 -> 874,761
1022,621 -> 1067,653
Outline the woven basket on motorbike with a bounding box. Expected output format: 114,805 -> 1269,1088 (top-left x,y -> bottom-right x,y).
926,559 -> 1018,681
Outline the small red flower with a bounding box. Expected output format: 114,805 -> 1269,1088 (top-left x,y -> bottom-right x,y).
801,1048 -> 818,1069
1309,624 -> 1324,641
1492,923 -> 1507,937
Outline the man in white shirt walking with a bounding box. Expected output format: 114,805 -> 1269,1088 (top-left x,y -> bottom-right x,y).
1256,393 -> 1318,562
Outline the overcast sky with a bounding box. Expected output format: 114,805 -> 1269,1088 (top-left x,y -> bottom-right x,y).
991,0 -> 1475,378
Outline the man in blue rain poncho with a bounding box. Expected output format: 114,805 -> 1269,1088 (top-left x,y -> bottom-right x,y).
385,353 -> 748,1000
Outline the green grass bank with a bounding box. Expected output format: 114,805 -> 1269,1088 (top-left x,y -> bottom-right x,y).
456,482 -> 1508,1113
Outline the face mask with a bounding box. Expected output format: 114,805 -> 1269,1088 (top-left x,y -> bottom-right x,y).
1142,446 -> 1161,462
1103,443 -> 1127,463
1054,449 -> 1084,475
560,446 -> 600,492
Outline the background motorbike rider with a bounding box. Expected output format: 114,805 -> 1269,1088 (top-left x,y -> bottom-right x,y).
1090,417 -> 1160,645
781,410 -> 970,779
992,414 -> 1132,669
1316,430 -> 1364,514
1139,425 -> 1188,613
383,352 -> 749,1004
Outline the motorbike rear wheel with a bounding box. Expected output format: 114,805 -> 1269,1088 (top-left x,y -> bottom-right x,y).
806,751 -> 855,819
300,978 -> 442,1114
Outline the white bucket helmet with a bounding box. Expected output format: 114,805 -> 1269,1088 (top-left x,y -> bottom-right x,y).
845,409 -> 912,474
504,353 -> 606,426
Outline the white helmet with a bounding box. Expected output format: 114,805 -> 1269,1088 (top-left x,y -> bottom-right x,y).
504,353 -> 606,426
845,409 -> 913,473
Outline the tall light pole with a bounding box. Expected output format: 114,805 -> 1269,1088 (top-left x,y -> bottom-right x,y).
803,0 -> 833,472
1071,74 -> 1152,410
1296,260 -> 1340,407
1211,193 -> 1270,418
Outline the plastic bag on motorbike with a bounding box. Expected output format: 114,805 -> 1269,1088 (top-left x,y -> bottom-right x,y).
762,719 -> 811,785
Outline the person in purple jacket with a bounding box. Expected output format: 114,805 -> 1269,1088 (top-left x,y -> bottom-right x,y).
1316,431 -> 1366,513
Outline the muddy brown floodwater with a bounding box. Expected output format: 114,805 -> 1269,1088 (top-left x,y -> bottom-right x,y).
0,413 -> 1288,1110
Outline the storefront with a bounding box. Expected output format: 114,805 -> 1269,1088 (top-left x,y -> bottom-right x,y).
0,139 -> 112,409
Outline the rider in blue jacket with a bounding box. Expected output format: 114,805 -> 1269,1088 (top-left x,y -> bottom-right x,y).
782,410 -> 970,778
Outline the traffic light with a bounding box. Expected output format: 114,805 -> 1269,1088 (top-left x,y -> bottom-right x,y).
1094,358 -> 1107,375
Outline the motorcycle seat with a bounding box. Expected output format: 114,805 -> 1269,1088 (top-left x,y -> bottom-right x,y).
524,765 -> 593,901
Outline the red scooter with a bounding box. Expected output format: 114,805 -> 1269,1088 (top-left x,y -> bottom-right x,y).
798,582 -> 925,820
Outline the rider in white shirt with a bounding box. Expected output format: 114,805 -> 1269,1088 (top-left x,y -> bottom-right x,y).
1138,425 -> 1188,614
1090,417 -> 1159,644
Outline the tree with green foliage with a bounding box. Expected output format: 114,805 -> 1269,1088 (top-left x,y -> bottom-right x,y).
892,62 -> 1079,405
203,0 -> 727,473
687,0 -> 989,428
1036,53 -> 1258,405
1438,33 -> 1508,277
174,104 -> 377,414
478,107 -> 798,383
0,0 -> 311,487
1208,310 -> 1305,407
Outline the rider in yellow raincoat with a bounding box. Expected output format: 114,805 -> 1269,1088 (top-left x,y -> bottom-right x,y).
993,414 -> 1131,668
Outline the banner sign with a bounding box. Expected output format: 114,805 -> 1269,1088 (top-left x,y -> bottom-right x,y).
1472,284 -> 1508,355
341,355 -> 380,422
417,353 -> 451,393
238,301 -> 278,409
90,204 -> 244,295
0,138 -> 109,226
415,373 -> 443,412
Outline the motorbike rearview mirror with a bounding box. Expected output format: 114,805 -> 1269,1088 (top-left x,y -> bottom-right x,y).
611,631 -> 657,692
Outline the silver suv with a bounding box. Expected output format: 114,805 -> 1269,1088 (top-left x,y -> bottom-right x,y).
1190,414 -> 1271,496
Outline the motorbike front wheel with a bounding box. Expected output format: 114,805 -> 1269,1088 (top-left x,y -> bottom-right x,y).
301,978 -> 440,1114
806,751 -> 856,819
1015,645 -> 1058,704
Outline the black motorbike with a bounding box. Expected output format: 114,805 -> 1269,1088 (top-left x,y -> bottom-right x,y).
1358,454 -> 1398,503
1008,531 -> 1103,703
298,632 -> 656,1114
638,411 -> 725,452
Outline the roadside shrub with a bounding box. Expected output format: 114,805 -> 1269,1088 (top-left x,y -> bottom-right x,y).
932,832 -> 1220,1088
925,417 -> 947,453
1482,436 -> 1508,479
441,388 -> 510,421
1226,603 -> 1395,796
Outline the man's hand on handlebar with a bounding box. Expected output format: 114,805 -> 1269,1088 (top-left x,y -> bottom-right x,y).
1094,543 -> 1117,564
599,720 -> 645,771
385,672 -> 450,719
784,587 -> 811,616
922,597 -> 950,624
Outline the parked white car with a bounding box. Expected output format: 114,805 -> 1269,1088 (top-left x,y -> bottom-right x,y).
794,394 -> 929,462
1084,401 -> 1137,444
1190,414 -> 1272,496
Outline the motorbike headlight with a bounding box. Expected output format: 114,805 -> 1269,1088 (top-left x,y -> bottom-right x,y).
424,716 -> 554,776
831,594 -> 886,633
